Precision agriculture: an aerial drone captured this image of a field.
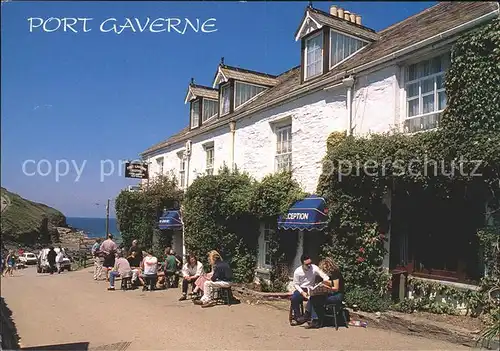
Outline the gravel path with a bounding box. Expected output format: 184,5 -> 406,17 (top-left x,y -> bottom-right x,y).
1,267 -> 469,350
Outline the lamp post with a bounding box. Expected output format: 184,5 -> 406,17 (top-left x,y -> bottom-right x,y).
95,199 -> 111,237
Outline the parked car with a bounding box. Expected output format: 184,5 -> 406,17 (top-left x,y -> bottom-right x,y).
19,252 -> 37,265
37,248 -> 72,273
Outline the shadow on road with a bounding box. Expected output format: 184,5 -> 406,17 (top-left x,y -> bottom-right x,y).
22,342 -> 89,350
1,296 -> 21,350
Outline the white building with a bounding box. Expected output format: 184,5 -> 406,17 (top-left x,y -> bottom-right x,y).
141,2 -> 499,286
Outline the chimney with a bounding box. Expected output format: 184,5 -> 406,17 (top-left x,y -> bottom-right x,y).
337,7 -> 344,19
349,13 -> 356,23
355,15 -> 362,25
330,5 -> 338,16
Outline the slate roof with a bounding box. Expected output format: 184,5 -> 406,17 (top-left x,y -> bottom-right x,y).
304,6 -> 379,42
187,84 -> 218,101
216,64 -> 279,87
142,1 -> 498,156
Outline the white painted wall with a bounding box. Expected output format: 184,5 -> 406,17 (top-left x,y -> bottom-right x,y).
144,65 -> 400,194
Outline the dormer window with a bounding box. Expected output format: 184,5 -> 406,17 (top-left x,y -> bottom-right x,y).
234,82 -> 266,109
190,100 -> 200,128
220,84 -> 230,116
330,30 -> 368,68
202,99 -> 218,123
304,32 -> 323,80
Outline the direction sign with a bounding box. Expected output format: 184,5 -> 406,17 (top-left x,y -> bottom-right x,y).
124,162 -> 149,179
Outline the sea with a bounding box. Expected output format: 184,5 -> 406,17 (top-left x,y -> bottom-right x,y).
66,217 -> 121,240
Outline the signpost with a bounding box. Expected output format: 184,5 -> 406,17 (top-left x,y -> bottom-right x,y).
124,161 -> 149,179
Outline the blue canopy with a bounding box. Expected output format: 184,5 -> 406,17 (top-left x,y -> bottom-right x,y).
277,195 -> 328,231
158,210 -> 183,230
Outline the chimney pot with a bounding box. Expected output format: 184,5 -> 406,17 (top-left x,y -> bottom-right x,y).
344,11 -> 350,21
355,15 -> 362,25
330,5 -> 338,17
337,8 -> 344,18
349,13 -> 356,23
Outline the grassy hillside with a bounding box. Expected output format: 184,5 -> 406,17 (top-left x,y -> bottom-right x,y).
1,187 -> 66,246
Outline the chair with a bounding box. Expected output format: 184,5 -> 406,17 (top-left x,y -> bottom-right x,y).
143,274 -> 158,291
120,272 -> 132,290
213,287 -> 233,305
121,276 -> 132,290
324,301 -> 349,330
288,300 -> 305,325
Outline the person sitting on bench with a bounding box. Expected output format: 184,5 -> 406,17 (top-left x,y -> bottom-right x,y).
305,257 -> 345,329
141,252 -> 158,291
194,250 -> 232,308
107,250 -> 132,291
290,254 -> 329,326
179,254 -> 204,301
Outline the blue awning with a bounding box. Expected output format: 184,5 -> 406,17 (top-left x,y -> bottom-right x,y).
158,210 -> 183,230
277,195 -> 328,231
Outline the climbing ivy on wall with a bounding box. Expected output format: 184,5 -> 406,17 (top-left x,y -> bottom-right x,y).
182,166 -> 259,283
115,174 -> 183,250
182,168 -> 306,285
251,172 -> 306,291
316,19 -> 500,313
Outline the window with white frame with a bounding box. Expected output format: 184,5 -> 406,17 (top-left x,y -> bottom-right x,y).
156,157 -> 164,175
304,33 -> 323,80
275,124 -> 292,172
179,154 -> 186,188
404,53 -> 450,133
202,99 -> 218,123
205,146 -> 214,175
220,84 -> 230,116
234,82 -> 266,109
330,30 -> 367,67
190,100 -> 200,128
259,223 -> 274,268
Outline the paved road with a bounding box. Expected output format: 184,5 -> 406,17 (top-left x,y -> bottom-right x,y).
1,267 -> 468,350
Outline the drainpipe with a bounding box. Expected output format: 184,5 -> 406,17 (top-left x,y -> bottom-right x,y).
229,121 -> 236,171
342,76 -> 355,136
185,140 -> 191,190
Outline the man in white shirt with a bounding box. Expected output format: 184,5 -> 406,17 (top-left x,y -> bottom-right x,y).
290,254 -> 329,326
179,254 -> 204,301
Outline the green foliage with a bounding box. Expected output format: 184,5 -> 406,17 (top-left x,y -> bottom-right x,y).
1,187 -> 66,245
441,19 -> 500,136
183,166 -> 258,282
316,20 -> 500,314
115,175 -> 183,250
344,286 -> 392,313
183,169 -> 306,285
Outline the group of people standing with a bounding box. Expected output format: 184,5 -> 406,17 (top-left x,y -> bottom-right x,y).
90,236 -> 234,308
1,250 -> 16,277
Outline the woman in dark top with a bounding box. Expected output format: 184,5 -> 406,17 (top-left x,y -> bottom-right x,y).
306,257 -> 344,329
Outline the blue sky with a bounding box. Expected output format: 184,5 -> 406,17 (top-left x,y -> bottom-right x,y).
1,1 -> 436,218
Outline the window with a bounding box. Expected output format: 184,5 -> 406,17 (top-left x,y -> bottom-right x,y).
330,30 -> 367,67
202,99 -> 218,123
404,53 -> 450,133
179,155 -> 186,188
304,33 -> 323,80
259,223 -> 274,268
205,146 -> 214,175
190,100 -> 200,128
275,124 -> 292,172
234,82 -> 266,109
220,84 -> 230,116
156,157 -> 164,175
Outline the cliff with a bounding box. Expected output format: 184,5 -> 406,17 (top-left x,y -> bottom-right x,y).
0,187 -> 67,246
